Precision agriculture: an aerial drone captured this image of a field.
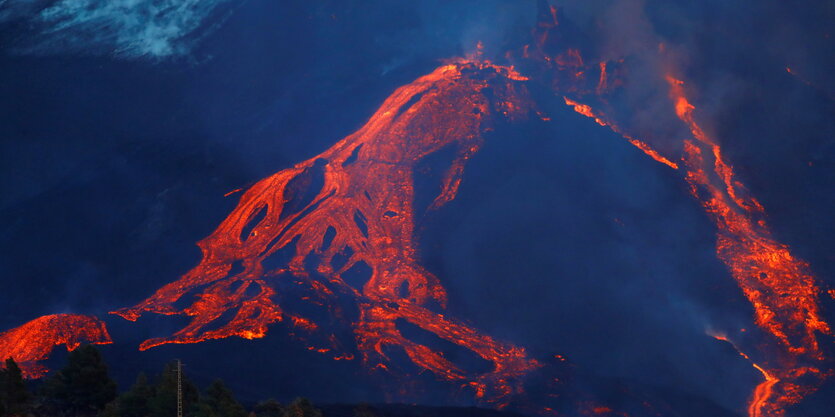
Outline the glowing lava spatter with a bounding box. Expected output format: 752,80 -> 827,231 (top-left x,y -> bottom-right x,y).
0,314 -> 112,378
670,76 -> 831,416
114,61 -> 540,405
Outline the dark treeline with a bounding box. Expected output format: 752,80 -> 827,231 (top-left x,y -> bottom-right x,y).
1,347 -> 524,417
0,345 -> 325,417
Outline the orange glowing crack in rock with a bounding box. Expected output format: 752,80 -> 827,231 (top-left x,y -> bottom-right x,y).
113,61 -> 540,405
0,314 -> 112,378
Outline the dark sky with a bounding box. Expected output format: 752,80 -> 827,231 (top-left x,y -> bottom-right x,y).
1,1 -> 833,415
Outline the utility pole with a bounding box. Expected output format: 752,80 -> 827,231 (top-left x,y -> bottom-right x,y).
176,359 -> 183,417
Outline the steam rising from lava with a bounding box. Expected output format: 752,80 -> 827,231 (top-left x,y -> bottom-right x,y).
0,314 -> 112,378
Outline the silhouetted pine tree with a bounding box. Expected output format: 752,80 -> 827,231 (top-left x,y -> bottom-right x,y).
148,361 -> 199,417
201,379 -> 247,417
99,401 -> 120,417
41,345 -> 117,417
192,401 -> 218,417
353,403 -> 378,417
283,398 -> 322,417
1,358 -> 31,416
120,372 -> 155,417
99,372 -> 157,417
253,399 -> 284,417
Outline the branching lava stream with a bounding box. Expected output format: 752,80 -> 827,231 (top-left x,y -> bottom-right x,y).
1,5 -> 831,417
113,61 -> 540,406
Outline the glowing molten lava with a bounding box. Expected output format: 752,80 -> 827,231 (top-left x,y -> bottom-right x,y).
562,97 -> 679,170
670,76 -> 831,416
114,61 -> 540,405
522,6 -> 831,412
0,5 -> 821,416
0,314 -> 112,378
708,331 -> 780,417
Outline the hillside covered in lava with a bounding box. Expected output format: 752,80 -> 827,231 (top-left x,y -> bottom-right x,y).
1,1 -> 834,417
